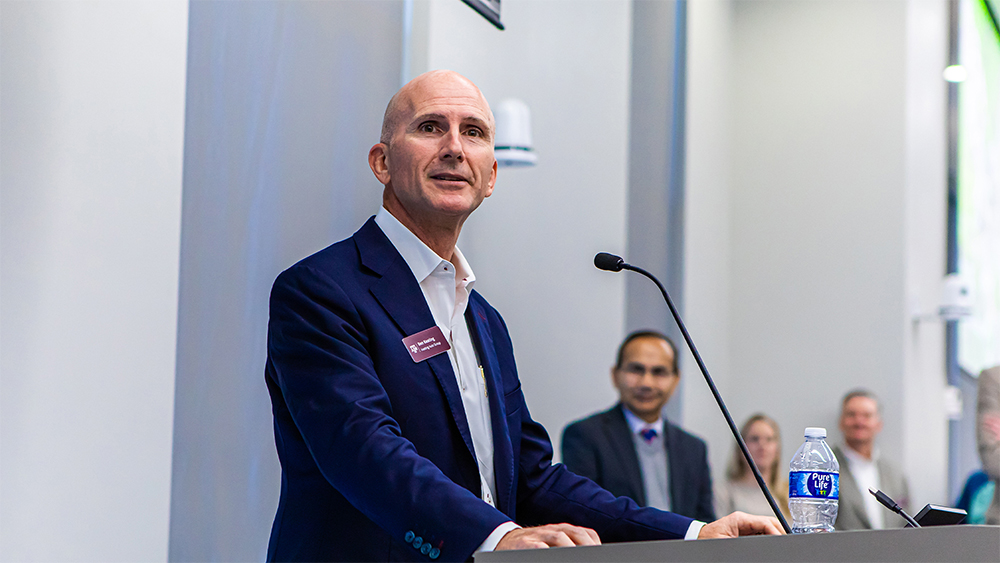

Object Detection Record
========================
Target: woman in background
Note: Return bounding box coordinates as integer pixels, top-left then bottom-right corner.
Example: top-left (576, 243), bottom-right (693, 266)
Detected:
top-left (715, 413), bottom-right (791, 520)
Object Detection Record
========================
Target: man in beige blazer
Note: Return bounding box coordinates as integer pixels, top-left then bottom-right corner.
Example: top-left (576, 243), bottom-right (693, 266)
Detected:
top-left (832, 390), bottom-right (910, 530)
top-left (976, 365), bottom-right (1000, 525)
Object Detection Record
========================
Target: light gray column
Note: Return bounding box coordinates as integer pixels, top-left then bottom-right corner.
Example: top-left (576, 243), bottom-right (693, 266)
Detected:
top-left (627, 0), bottom-right (688, 422)
top-left (168, 2), bottom-right (402, 560)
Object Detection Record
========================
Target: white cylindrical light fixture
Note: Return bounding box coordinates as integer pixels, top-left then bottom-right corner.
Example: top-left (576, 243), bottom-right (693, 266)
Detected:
top-left (494, 98), bottom-right (536, 167)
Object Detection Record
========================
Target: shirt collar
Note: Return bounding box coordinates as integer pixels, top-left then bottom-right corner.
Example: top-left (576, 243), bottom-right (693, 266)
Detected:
top-left (374, 206), bottom-right (475, 289)
top-left (621, 405), bottom-right (664, 436)
top-left (841, 443), bottom-right (880, 464)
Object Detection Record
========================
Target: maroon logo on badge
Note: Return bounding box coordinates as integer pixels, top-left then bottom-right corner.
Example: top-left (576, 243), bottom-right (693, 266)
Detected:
top-left (402, 326), bottom-right (451, 363)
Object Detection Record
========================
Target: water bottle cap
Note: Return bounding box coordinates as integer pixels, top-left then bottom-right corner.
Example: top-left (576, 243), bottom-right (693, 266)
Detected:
top-left (804, 427), bottom-right (827, 438)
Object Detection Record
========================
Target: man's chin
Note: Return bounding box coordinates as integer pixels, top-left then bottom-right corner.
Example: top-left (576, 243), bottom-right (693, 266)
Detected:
top-left (427, 194), bottom-right (480, 216)
top-left (626, 403), bottom-right (662, 419)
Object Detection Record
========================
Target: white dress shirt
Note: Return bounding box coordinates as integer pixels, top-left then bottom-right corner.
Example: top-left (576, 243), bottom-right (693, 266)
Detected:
top-left (375, 208), bottom-right (518, 550)
top-left (622, 407), bottom-right (666, 439)
top-left (840, 444), bottom-right (885, 529)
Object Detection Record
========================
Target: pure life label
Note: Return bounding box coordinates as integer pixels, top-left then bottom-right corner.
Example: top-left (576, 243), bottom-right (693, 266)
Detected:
top-left (789, 471), bottom-right (839, 499)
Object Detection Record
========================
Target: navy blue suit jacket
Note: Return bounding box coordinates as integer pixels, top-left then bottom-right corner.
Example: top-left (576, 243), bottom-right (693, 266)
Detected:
top-left (264, 218), bottom-right (694, 562)
top-left (561, 404), bottom-right (716, 522)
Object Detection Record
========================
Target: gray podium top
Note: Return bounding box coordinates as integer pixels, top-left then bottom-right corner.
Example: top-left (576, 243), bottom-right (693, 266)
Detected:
top-left (474, 525), bottom-right (1000, 563)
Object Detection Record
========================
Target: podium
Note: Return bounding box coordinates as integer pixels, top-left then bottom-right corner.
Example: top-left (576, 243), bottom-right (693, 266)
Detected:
top-left (474, 525), bottom-right (1000, 562)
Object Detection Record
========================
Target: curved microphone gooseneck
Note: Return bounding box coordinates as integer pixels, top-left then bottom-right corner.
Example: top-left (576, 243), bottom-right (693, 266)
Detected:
top-left (594, 252), bottom-right (793, 534)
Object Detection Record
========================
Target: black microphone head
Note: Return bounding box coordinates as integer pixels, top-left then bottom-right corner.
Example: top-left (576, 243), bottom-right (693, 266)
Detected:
top-left (594, 252), bottom-right (625, 272)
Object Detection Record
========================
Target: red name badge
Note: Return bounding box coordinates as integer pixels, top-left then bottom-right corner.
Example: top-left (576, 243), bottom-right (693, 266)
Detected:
top-left (402, 326), bottom-right (451, 363)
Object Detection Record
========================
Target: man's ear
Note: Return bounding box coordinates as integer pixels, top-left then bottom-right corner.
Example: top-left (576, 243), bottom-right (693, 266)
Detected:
top-left (368, 143), bottom-right (391, 185)
top-left (483, 159), bottom-right (498, 198)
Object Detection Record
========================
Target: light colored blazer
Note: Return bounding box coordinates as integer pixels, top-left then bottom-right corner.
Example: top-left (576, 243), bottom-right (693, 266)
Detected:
top-left (977, 365), bottom-right (1000, 525)
top-left (832, 445), bottom-right (910, 530)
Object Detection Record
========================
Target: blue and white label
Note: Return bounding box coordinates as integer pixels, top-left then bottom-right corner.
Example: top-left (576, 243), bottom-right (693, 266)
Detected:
top-left (789, 471), bottom-right (839, 499)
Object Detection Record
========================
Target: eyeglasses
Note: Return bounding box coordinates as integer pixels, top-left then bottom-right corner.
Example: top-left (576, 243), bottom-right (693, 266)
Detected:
top-left (617, 364), bottom-right (676, 377)
top-left (744, 435), bottom-right (776, 445)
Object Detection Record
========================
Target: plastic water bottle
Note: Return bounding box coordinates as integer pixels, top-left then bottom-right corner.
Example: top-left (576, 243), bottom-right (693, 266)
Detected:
top-left (789, 427), bottom-right (840, 533)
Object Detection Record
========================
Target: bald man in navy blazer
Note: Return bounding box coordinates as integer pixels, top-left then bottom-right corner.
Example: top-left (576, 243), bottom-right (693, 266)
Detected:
top-left (264, 70), bottom-right (781, 562)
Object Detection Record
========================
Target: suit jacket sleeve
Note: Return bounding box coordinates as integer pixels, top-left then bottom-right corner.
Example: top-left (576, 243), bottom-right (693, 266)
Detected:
top-left (267, 264), bottom-right (508, 560)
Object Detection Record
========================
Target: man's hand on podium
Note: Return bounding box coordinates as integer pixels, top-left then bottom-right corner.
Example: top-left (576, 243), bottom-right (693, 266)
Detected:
top-left (698, 511), bottom-right (785, 539)
top-left (495, 523), bottom-right (601, 550)
top-left (494, 512), bottom-right (781, 551)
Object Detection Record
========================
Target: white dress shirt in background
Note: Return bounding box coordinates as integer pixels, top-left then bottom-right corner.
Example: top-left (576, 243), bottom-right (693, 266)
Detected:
top-left (840, 444), bottom-right (885, 529)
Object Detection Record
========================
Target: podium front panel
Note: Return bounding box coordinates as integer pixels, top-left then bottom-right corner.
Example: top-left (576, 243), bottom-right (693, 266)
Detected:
top-left (475, 525), bottom-right (1000, 562)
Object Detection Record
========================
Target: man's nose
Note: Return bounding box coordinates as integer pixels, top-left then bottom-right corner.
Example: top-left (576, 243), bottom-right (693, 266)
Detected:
top-left (439, 129), bottom-right (465, 161)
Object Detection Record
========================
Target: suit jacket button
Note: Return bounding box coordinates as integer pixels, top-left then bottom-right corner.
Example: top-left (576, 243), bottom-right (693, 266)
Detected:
top-left (404, 531), bottom-right (415, 543)
top-left (421, 544), bottom-right (431, 555)
top-left (412, 536), bottom-right (423, 548)
top-left (429, 548), bottom-right (440, 559)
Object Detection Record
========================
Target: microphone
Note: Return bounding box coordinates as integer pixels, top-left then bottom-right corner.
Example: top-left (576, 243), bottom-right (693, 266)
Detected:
top-left (869, 488), bottom-right (921, 528)
top-left (594, 252), bottom-right (625, 272)
top-left (595, 252), bottom-right (793, 534)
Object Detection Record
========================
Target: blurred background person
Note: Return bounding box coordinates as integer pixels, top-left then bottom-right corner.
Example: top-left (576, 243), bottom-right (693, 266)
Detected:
top-left (976, 365), bottom-right (1000, 525)
top-left (714, 414), bottom-right (790, 521)
top-left (833, 389), bottom-right (910, 530)
top-left (562, 330), bottom-right (715, 522)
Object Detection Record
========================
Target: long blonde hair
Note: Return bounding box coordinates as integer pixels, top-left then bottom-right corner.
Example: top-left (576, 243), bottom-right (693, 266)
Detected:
top-left (727, 413), bottom-right (789, 514)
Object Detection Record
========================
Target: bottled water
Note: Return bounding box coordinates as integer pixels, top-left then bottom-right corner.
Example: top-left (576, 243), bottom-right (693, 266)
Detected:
top-left (789, 427), bottom-right (840, 533)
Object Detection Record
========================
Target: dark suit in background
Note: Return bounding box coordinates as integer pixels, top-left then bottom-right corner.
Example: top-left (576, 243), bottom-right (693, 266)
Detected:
top-left (561, 404), bottom-right (716, 522)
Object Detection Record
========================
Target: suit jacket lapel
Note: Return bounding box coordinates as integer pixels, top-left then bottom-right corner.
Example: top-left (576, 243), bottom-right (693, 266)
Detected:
top-left (664, 421), bottom-right (681, 512)
top-left (834, 449), bottom-right (871, 529)
top-left (466, 294), bottom-right (515, 515)
top-left (606, 404), bottom-right (646, 505)
top-left (876, 460), bottom-right (907, 511)
top-left (355, 218), bottom-right (478, 467)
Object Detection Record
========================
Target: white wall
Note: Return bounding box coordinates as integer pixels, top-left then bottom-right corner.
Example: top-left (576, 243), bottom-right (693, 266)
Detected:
top-left (413, 0), bottom-right (633, 456)
top-left (683, 0), bottom-right (737, 473)
top-left (901, 0), bottom-right (950, 511)
top-left (0, 1), bottom-right (188, 561)
top-left (685, 0), bottom-right (949, 507)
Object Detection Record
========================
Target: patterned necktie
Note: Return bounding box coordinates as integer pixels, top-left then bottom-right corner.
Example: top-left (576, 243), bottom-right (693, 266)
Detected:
top-left (639, 427), bottom-right (657, 443)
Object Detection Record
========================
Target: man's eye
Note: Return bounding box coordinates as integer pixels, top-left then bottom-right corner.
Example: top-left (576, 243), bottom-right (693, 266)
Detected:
top-left (466, 128), bottom-right (483, 137)
top-left (419, 123), bottom-right (437, 133)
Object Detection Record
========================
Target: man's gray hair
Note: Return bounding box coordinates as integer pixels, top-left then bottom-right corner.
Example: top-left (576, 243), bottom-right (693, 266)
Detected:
top-left (841, 388), bottom-right (881, 412)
